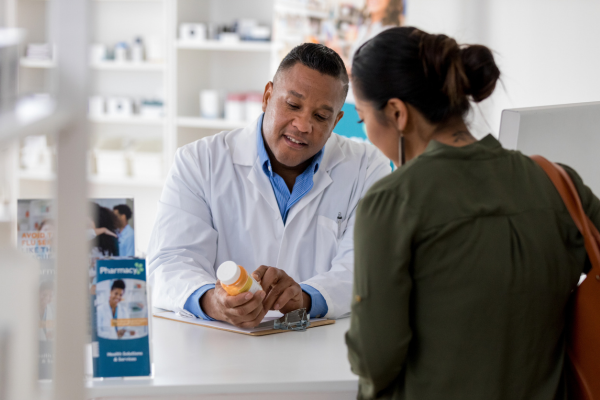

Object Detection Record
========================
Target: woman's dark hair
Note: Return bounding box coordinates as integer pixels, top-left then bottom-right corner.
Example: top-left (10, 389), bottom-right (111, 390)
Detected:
top-left (92, 203), bottom-right (119, 256)
top-left (111, 279), bottom-right (125, 291)
top-left (352, 27), bottom-right (501, 124)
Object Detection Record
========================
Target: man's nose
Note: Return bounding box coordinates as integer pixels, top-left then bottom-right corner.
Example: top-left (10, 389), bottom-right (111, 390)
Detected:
top-left (291, 112), bottom-right (312, 134)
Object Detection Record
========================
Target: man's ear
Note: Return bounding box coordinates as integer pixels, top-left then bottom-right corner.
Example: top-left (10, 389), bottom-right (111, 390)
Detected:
top-left (384, 98), bottom-right (409, 132)
top-left (332, 111), bottom-right (344, 132)
top-left (262, 81), bottom-right (274, 112)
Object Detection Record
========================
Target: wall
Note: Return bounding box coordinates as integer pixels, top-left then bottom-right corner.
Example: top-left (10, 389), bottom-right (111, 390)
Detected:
top-left (406, 0), bottom-right (600, 137)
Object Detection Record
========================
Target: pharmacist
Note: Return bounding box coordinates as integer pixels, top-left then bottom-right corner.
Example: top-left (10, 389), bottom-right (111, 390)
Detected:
top-left (147, 43), bottom-right (390, 328)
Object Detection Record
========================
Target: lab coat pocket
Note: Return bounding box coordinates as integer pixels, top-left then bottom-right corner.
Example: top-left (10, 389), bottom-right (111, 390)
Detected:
top-left (315, 216), bottom-right (339, 274)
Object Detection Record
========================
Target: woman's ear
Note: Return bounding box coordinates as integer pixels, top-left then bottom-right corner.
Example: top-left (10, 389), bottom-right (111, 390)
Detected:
top-left (383, 98), bottom-right (409, 133)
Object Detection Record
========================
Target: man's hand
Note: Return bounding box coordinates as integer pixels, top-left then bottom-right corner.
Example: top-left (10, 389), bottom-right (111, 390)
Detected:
top-left (200, 282), bottom-right (267, 328)
top-left (252, 266), bottom-right (311, 314)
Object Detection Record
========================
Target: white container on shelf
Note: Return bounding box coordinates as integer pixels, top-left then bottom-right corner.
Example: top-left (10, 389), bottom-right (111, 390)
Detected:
top-left (89, 44), bottom-right (106, 63)
top-left (145, 35), bottom-right (164, 62)
top-left (20, 135), bottom-right (52, 173)
top-left (200, 90), bottom-right (220, 119)
top-left (225, 93), bottom-right (245, 121)
top-left (180, 23), bottom-right (207, 42)
top-left (130, 140), bottom-right (162, 180)
top-left (94, 138), bottom-right (128, 178)
top-left (245, 92), bottom-right (264, 121)
top-left (219, 32), bottom-right (240, 43)
top-left (88, 96), bottom-right (104, 117)
top-left (106, 97), bottom-right (133, 117)
top-left (131, 37), bottom-right (145, 62)
top-left (114, 42), bottom-right (128, 62)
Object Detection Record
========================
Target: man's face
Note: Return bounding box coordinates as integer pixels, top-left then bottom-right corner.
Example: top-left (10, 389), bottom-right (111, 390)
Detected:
top-left (113, 210), bottom-right (126, 228)
top-left (261, 63), bottom-right (346, 168)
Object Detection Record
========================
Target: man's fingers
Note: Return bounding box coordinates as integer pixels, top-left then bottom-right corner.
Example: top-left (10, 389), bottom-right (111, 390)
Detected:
top-left (220, 289), bottom-right (255, 308)
top-left (270, 286), bottom-right (299, 311)
top-left (252, 265), bottom-right (269, 282)
top-left (231, 290), bottom-right (266, 319)
top-left (239, 307), bottom-right (269, 329)
top-left (260, 267), bottom-right (281, 294)
top-left (262, 279), bottom-right (292, 310)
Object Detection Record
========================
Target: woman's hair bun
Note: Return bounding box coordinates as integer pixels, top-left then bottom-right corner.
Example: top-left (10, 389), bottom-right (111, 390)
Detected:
top-left (460, 45), bottom-right (500, 102)
top-left (417, 31), bottom-right (500, 105)
top-left (351, 27), bottom-right (502, 124)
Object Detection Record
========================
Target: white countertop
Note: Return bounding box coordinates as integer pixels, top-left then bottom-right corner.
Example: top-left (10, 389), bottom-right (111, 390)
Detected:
top-left (86, 315), bottom-right (358, 399)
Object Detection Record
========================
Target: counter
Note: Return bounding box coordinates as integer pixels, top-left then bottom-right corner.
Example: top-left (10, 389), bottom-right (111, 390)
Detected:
top-left (87, 314), bottom-right (358, 399)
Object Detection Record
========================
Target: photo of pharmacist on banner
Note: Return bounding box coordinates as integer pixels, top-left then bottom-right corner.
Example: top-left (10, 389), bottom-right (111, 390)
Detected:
top-left (96, 278), bottom-right (148, 340)
top-left (39, 279), bottom-right (55, 341)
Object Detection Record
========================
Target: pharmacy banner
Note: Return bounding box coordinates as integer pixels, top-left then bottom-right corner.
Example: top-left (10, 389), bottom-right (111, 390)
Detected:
top-left (92, 259), bottom-right (151, 378)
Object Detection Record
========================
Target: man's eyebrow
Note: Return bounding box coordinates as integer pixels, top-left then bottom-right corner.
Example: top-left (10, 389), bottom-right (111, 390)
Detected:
top-left (288, 90), bottom-right (304, 99)
top-left (320, 104), bottom-right (334, 113)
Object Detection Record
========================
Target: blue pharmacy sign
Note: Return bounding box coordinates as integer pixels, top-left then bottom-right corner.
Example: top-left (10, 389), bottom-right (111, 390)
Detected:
top-left (92, 259), bottom-right (151, 378)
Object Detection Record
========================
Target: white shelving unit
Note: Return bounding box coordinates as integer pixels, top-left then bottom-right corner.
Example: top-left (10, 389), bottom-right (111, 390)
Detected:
top-left (176, 40), bottom-right (273, 52)
top-left (177, 116), bottom-right (248, 130)
top-left (12, 0), bottom-right (328, 253)
top-left (90, 61), bottom-right (165, 71)
top-left (89, 115), bottom-right (165, 125)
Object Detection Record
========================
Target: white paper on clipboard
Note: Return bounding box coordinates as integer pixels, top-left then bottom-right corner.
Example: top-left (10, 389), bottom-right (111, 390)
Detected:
top-left (153, 310), bottom-right (331, 335)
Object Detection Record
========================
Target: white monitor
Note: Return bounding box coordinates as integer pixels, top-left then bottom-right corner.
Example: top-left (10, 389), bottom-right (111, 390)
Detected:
top-left (498, 101), bottom-right (600, 195)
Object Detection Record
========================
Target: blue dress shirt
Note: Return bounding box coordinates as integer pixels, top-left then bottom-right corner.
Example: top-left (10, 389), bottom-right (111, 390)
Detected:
top-left (184, 114), bottom-right (329, 320)
top-left (117, 224), bottom-right (135, 257)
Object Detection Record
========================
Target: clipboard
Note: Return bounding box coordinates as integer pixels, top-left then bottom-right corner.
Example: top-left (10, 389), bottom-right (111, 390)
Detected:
top-left (153, 310), bottom-right (335, 336)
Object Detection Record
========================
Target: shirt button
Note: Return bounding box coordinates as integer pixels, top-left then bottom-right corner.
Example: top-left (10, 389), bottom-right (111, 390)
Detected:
top-left (355, 295), bottom-right (361, 302)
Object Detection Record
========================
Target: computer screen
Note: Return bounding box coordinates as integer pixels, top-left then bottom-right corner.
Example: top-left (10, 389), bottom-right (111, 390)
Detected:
top-left (498, 101), bottom-right (600, 195)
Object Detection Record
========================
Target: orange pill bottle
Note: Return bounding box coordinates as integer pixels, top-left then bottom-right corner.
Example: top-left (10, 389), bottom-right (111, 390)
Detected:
top-left (216, 261), bottom-right (262, 296)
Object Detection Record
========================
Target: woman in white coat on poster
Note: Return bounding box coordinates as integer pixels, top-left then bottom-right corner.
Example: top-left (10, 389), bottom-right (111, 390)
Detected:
top-left (97, 279), bottom-right (136, 340)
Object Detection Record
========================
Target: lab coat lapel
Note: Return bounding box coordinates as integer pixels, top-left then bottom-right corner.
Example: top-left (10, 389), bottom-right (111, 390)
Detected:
top-left (231, 118), bottom-right (280, 216)
top-left (284, 134), bottom-right (345, 227)
top-left (247, 160), bottom-right (281, 217)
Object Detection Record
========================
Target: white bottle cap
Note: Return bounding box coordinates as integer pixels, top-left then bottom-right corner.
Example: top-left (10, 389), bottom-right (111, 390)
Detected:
top-left (217, 261), bottom-right (241, 285)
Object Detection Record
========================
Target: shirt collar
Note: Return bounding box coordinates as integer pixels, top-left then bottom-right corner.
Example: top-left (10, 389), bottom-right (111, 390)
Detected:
top-left (256, 113), bottom-right (324, 178)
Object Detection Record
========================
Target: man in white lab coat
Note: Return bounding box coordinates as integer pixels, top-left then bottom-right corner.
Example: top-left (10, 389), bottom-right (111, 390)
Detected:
top-left (147, 43), bottom-right (391, 328)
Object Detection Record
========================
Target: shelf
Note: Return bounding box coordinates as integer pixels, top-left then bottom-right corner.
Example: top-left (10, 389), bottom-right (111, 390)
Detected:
top-left (177, 117), bottom-right (250, 130)
top-left (176, 40), bottom-right (273, 52)
top-left (20, 58), bottom-right (55, 68)
top-left (89, 115), bottom-right (165, 125)
top-left (274, 0), bottom-right (329, 19)
top-left (20, 59), bottom-right (165, 71)
top-left (89, 175), bottom-right (164, 187)
top-left (91, 61), bottom-right (164, 71)
top-left (18, 171), bottom-right (164, 187)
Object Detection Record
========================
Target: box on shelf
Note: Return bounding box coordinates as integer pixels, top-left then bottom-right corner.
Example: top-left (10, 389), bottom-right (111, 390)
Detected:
top-left (130, 140), bottom-right (162, 180)
top-left (20, 135), bottom-right (53, 173)
top-left (138, 98), bottom-right (164, 119)
top-left (180, 23), bottom-right (207, 42)
top-left (107, 97), bottom-right (133, 117)
top-left (94, 138), bottom-right (128, 178)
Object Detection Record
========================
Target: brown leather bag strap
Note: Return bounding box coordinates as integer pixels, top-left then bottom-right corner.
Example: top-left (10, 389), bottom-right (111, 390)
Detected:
top-left (531, 155), bottom-right (600, 274)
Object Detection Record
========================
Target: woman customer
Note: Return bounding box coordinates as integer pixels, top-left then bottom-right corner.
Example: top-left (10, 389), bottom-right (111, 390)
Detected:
top-left (90, 203), bottom-right (119, 257)
top-left (345, 26), bottom-right (600, 400)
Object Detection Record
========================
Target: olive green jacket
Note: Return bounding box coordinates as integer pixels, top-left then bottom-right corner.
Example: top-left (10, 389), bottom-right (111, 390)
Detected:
top-left (346, 135), bottom-right (600, 400)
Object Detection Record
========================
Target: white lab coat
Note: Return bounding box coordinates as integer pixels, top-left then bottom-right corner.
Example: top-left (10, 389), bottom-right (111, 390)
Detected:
top-left (96, 301), bottom-right (130, 340)
top-left (147, 119), bottom-right (391, 319)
